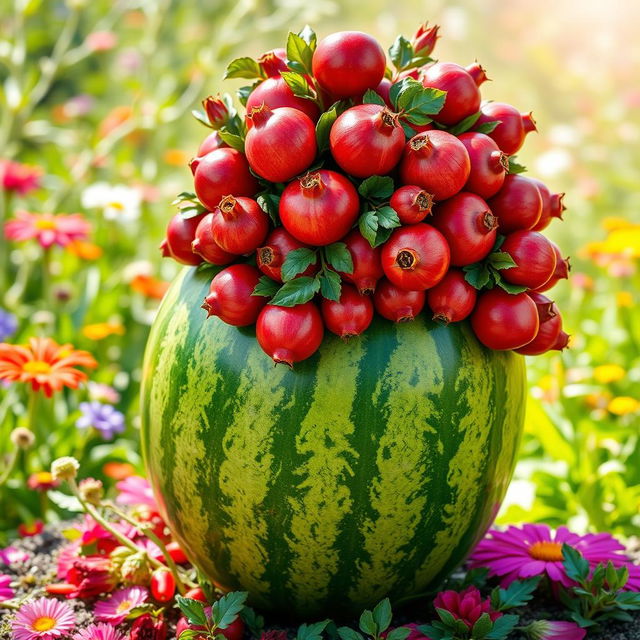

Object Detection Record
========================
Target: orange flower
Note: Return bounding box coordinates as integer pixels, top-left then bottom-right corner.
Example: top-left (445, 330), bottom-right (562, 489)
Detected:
top-left (66, 240), bottom-right (103, 260)
top-left (82, 322), bottom-right (125, 340)
top-left (163, 149), bottom-right (190, 166)
top-left (0, 337), bottom-right (97, 397)
top-left (103, 461), bottom-right (136, 480)
top-left (130, 274), bottom-right (170, 300)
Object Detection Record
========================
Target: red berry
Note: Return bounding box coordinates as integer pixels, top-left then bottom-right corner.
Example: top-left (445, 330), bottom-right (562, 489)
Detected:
top-left (501, 230), bottom-right (557, 290)
top-left (150, 568), bottom-right (176, 603)
top-left (165, 541), bottom-right (189, 564)
top-left (532, 241), bottom-right (570, 292)
top-left (257, 228), bottom-right (317, 284)
top-left (390, 185), bottom-right (434, 224)
top-left (312, 31), bottom-right (386, 98)
top-left (427, 270), bottom-right (477, 323)
top-left (381, 224), bottom-right (450, 291)
top-left (280, 170), bottom-right (359, 246)
top-left (339, 229), bottom-right (384, 295)
top-left (192, 148), bottom-right (258, 211)
top-left (256, 302), bottom-right (324, 366)
top-left (471, 289), bottom-right (539, 350)
top-left (161, 212), bottom-right (205, 266)
top-left (487, 174), bottom-right (543, 234)
top-left (184, 587), bottom-right (208, 603)
top-left (431, 192), bottom-right (497, 266)
top-left (457, 132), bottom-right (509, 199)
top-left (321, 284), bottom-right (374, 338)
top-left (245, 105), bottom-right (317, 182)
top-left (476, 102), bottom-right (537, 155)
top-left (202, 265), bottom-right (266, 327)
top-left (211, 195), bottom-right (269, 255)
top-left (246, 76), bottom-right (320, 124)
top-left (530, 177), bottom-right (566, 231)
top-left (373, 278), bottom-right (426, 322)
top-left (516, 300), bottom-right (565, 355)
top-left (192, 213), bottom-right (235, 265)
top-left (329, 105), bottom-right (405, 178)
top-left (399, 130), bottom-right (470, 201)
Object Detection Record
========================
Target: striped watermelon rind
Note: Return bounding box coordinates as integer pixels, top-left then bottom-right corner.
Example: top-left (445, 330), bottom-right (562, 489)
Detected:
top-left (141, 266), bottom-right (526, 618)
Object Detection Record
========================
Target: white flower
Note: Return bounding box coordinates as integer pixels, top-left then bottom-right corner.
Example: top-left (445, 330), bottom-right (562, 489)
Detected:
top-left (82, 182), bottom-right (142, 222)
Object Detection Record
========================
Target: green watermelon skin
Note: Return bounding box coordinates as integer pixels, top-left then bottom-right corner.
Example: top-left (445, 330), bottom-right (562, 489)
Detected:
top-left (141, 267), bottom-right (526, 618)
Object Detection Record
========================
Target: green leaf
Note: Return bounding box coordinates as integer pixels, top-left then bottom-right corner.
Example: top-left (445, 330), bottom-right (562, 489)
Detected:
top-left (590, 563), bottom-right (606, 592)
top-left (396, 81), bottom-right (446, 117)
top-left (488, 251), bottom-right (517, 270)
top-left (297, 620), bottom-right (330, 640)
top-left (462, 567), bottom-right (489, 589)
top-left (256, 193), bottom-right (280, 225)
top-left (224, 57), bottom-right (264, 80)
top-left (388, 35), bottom-right (414, 71)
top-left (376, 205), bottom-right (401, 230)
top-left (237, 83), bottom-right (259, 107)
top-left (484, 615), bottom-right (519, 640)
top-left (447, 111), bottom-right (482, 136)
top-left (363, 89), bottom-right (386, 106)
top-left (319, 269), bottom-right (342, 301)
top-left (217, 130), bottom-right (245, 152)
top-left (389, 79), bottom-right (408, 109)
top-left (436, 608), bottom-right (458, 628)
top-left (298, 25), bottom-right (317, 50)
top-left (372, 598), bottom-right (392, 633)
top-left (337, 628), bottom-right (365, 640)
top-left (280, 71), bottom-right (313, 99)
top-left (401, 121), bottom-right (416, 138)
top-left (252, 276), bottom-right (280, 298)
top-left (386, 629), bottom-right (410, 640)
top-left (178, 630), bottom-right (202, 640)
top-left (358, 175), bottom-right (395, 200)
top-left (281, 248), bottom-right (318, 281)
top-left (324, 242), bottom-right (353, 274)
top-left (470, 613), bottom-right (492, 639)
top-left (176, 596), bottom-right (207, 626)
top-left (563, 544), bottom-right (590, 583)
top-left (463, 263), bottom-right (491, 289)
top-left (316, 106), bottom-right (338, 153)
top-left (569, 612), bottom-right (598, 628)
top-left (474, 119), bottom-right (501, 134)
top-left (615, 591), bottom-right (640, 609)
top-left (416, 626), bottom-right (444, 640)
top-left (240, 606), bottom-right (264, 637)
top-left (495, 278), bottom-right (528, 294)
top-left (270, 276), bottom-right (320, 307)
top-left (192, 109), bottom-right (213, 129)
top-left (212, 591), bottom-right (248, 629)
top-left (359, 610), bottom-right (377, 636)
top-left (359, 210), bottom-right (379, 247)
top-left (507, 157), bottom-right (527, 174)
top-left (286, 31), bottom-right (314, 74)
top-left (496, 577), bottom-right (541, 610)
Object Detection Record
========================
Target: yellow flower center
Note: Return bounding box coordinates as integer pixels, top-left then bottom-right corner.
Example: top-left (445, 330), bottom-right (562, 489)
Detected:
top-left (32, 617), bottom-right (56, 632)
top-left (23, 360), bottom-right (52, 375)
top-left (35, 471), bottom-right (53, 483)
top-left (116, 600), bottom-right (132, 612)
top-left (528, 541), bottom-right (564, 562)
top-left (34, 219), bottom-right (58, 231)
top-left (107, 201), bottom-right (125, 211)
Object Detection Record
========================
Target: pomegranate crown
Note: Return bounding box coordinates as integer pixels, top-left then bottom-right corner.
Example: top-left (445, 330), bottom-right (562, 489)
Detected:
top-left (202, 95), bottom-right (229, 129)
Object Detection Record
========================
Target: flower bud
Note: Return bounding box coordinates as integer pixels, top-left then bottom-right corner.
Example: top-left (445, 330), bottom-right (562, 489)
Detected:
top-left (202, 95), bottom-right (229, 129)
top-left (412, 22), bottom-right (439, 58)
top-left (79, 477), bottom-right (104, 505)
top-left (130, 613), bottom-right (168, 640)
top-left (10, 427), bottom-right (35, 450)
top-left (258, 48), bottom-right (288, 77)
top-left (121, 551), bottom-right (152, 586)
top-left (51, 456), bottom-right (80, 481)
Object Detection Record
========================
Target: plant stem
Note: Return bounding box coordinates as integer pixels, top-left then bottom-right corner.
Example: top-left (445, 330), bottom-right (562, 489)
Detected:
top-left (0, 449), bottom-right (18, 487)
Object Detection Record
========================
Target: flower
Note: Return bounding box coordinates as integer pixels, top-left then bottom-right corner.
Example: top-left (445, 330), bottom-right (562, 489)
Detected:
top-left (27, 472), bottom-right (59, 491)
top-left (94, 586), bottom-right (148, 624)
top-left (1, 160), bottom-right (42, 195)
top-left (130, 614), bottom-right (167, 640)
top-left (163, 149), bottom-right (190, 166)
top-left (10, 427), bottom-right (35, 450)
top-left (76, 401), bottom-right (125, 440)
top-left (66, 240), bottom-right (103, 260)
top-left (79, 478), bottom-right (104, 505)
top-left (81, 182), bottom-right (142, 222)
top-left (51, 457), bottom-right (80, 482)
top-left (116, 476), bottom-right (157, 509)
top-left (433, 585), bottom-right (501, 629)
top-left (11, 597), bottom-right (76, 640)
top-left (129, 274), bottom-right (170, 299)
top-left (88, 382), bottom-right (121, 404)
top-left (593, 364), bottom-right (625, 384)
top-left (85, 31), bottom-right (118, 52)
top-left (82, 323), bottom-right (125, 341)
top-left (0, 337), bottom-right (97, 397)
top-left (66, 555), bottom-right (117, 598)
top-left (18, 521), bottom-right (44, 537)
top-left (0, 309), bottom-right (18, 341)
top-left (0, 545), bottom-right (30, 564)
top-left (469, 524), bottom-right (638, 588)
top-left (525, 620), bottom-right (586, 640)
top-left (73, 622), bottom-right (125, 640)
top-left (608, 396), bottom-right (640, 415)
top-left (0, 573), bottom-right (15, 600)
top-left (103, 461), bottom-right (135, 480)
top-left (5, 211), bottom-right (91, 248)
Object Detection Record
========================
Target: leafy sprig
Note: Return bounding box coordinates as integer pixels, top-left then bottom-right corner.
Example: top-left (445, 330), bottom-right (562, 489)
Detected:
top-left (337, 599), bottom-right (410, 640)
top-left (388, 35), bottom-right (434, 72)
top-left (177, 592), bottom-right (248, 640)
top-left (463, 236), bottom-right (527, 294)
top-left (357, 176), bottom-right (401, 247)
top-left (172, 192), bottom-right (207, 220)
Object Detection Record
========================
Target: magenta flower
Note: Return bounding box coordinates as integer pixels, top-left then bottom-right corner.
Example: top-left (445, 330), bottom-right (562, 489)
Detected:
top-left (0, 545), bottom-right (30, 564)
top-left (0, 573), bottom-right (15, 600)
top-left (526, 620), bottom-right (586, 640)
top-left (433, 585), bottom-right (501, 629)
top-left (85, 31), bottom-right (118, 52)
top-left (5, 211), bottom-right (91, 248)
top-left (94, 586), bottom-right (148, 625)
top-left (72, 622), bottom-right (125, 640)
top-left (1, 160), bottom-right (42, 195)
top-left (469, 524), bottom-right (638, 588)
top-left (12, 597), bottom-right (75, 640)
top-left (115, 476), bottom-right (158, 510)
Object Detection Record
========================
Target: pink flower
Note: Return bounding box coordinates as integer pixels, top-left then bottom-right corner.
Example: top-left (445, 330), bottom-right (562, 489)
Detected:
top-left (0, 545), bottom-right (30, 564)
top-left (469, 524), bottom-right (637, 588)
top-left (525, 620), bottom-right (586, 640)
top-left (0, 573), bottom-right (15, 600)
top-left (1, 160), bottom-right (42, 195)
top-left (66, 555), bottom-right (118, 598)
top-left (5, 211), bottom-right (91, 248)
top-left (73, 622), bottom-right (125, 640)
top-left (11, 597), bottom-right (76, 640)
top-left (433, 585), bottom-right (501, 629)
top-left (94, 586), bottom-right (148, 625)
top-left (116, 476), bottom-right (158, 510)
top-left (86, 31), bottom-right (118, 52)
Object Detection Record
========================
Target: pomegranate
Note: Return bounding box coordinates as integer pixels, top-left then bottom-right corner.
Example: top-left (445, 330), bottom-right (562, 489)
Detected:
top-left (256, 228), bottom-right (317, 283)
top-left (527, 292), bottom-right (557, 324)
top-left (431, 192), bottom-right (497, 266)
top-left (321, 284), bottom-right (374, 338)
top-left (246, 76), bottom-right (320, 125)
top-left (161, 212), bottom-right (205, 266)
top-left (389, 185), bottom-right (434, 224)
top-left (192, 213), bottom-right (235, 265)
top-left (312, 31), bottom-right (386, 98)
top-left (372, 77), bottom-right (393, 107)
top-left (427, 270), bottom-right (477, 323)
top-left (516, 302), bottom-right (564, 355)
top-left (245, 105), bottom-right (317, 182)
top-left (487, 174), bottom-right (543, 234)
top-left (202, 264), bottom-right (266, 327)
top-left (399, 130), bottom-right (470, 201)
top-left (501, 230), bottom-right (557, 290)
top-left (471, 289), bottom-right (539, 350)
top-left (279, 170), bottom-right (359, 246)
top-left (476, 102), bottom-right (537, 155)
top-left (257, 47), bottom-right (288, 77)
top-left (530, 177), bottom-right (566, 231)
top-left (329, 104), bottom-right (405, 178)
top-left (197, 131), bottom-right (225, 156)
top-left (533, 241), bottom-right (570, 292)
top-left (256, 302), bottom-right (324, 365)
top-left (373, 278), bottom-right (426, 322)
top-left (458, 132), bottom-right (509, 199)
top-left (339, 229), bottom-right (384, 295)
top-left (211, 195), bottom-right (269, 255)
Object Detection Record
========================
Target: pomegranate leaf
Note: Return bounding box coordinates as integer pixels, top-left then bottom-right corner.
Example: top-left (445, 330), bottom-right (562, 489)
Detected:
top-left (400, 121), bottom-right (416, 139)
top-left (494, 277), bottom-right (528, 294)
top-left (507, 157), bottom-right (527, 174)
top-left (463, 263), bottom-right (491, 290)
top-left (376, 205), bottom-right (401, 230)
top-left (363, 89), bottom-right (386, 106)
top-left (474, 119), bottom-right (501, 135)
top-left (252, 276), bottom-right (280, 298)
top-left (237, 82), bottom-right (260, 107)
top-left (217, 130), bottom-right (244, 153)
top-left (256, 193), bottom-right (280, 225)
top-left (176, 596), bottom-right (207, 626)
top-left (324, 242), bottom-right (353, 274)
top-left (358, 175), bottom-right (394, 200)
top-left (316, 106), bottom-right (339, 153)
top-left (270, 276), bottom-right (320, 307)
top-left (286, 32), bottom-right (314, 75)
top-left (398, 84), bottom-right (446, 120)
top-left (297, 25), bottom-right (317, 50)
top-left (359, 210), bottom-right (394, 248)
top-left (281, 248), bottom-right (318, 282)
top-left (224, 57), bottom-right (264, 80)
top-left (319, 269), bottom-right (342, 302)
top-left (280, 71), bottom-right (314, 100)
top-left (447, 111), bottom-right (482, 136)
top-left (191, 109), bottom-right (213, 129)
top-left (388, 35), bottom-right (414, 71)
top-left (488, 251), bottom-right (516, 270)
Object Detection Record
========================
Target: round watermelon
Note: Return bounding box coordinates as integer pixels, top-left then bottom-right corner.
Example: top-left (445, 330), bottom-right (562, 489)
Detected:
top-left (141, 267), bottom-right (526, 618)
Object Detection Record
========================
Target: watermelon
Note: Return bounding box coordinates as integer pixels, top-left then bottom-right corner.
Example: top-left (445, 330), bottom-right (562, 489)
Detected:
top-left (141, 267), bottom-right (526, 619)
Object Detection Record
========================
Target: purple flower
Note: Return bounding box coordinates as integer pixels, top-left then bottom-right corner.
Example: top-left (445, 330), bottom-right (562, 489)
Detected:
top-left (0, 545), bottom-right (29, 565)
top-left (76, 401), bottom-right (125, 440)
top-left (0, 309), bottom-right (18, 341)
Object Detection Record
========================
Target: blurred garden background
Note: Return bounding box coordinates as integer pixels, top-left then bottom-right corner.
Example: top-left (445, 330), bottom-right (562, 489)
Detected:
top-left (1, 0), bottom-right (639, 543)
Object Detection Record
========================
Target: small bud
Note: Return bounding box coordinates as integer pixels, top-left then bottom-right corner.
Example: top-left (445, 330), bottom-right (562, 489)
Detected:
top-left (51, 456), bottom-right (80, 482)
top-left (78, 477), bottom-right (104, 505)
top-left (258, 48), bottom-right (288, 77)
top-left (121, 551), bottom-right (152, 586)
top-left (412, 22), bottom-right (440, 58)
top-left (202, 95), bottom-right (229, 129)
top-left (10, 427), bottom-right (35, 450)
top-left (130, 613), bottom-right (167, 640)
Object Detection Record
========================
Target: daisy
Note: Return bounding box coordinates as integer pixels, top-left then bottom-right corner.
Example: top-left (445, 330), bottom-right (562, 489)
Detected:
top-left (0, 573), bottom-right (15, 600)
top-left (12, 597), bottom-right (75, 640)
top-left (4, 211), bottom-right (91, 248)
top-left (73, 623), bottom-right (125, 640)
top-left (81, 182), bottom-right (141, 222)
top-left (469, 523), bottom-right (638, 587)
top-left (0, 337), bottom-right (97, 397)
top-left (94, 586), bottom-right (148, 625)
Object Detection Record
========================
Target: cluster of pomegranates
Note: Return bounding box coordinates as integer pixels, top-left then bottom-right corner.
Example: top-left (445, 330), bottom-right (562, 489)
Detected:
top-left (160, 24), bottom-right (570, 365)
